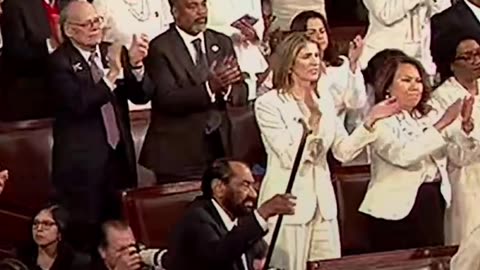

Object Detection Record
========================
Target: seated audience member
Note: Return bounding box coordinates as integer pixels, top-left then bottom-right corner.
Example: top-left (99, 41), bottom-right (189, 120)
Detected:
top-left (93, 0), bottom-right (173, 111)
top-left (17, 205), bottom-right (90, 270)
top-left (450, 225), bottom-right (480, 270)
top-left (207, 0), bottom-right (268, 101)
top-left (431, 0), bottom-right (480, 74)
top-left (359, 55), bottom-right (478, 252)
top-left (0, 169), bottom-right (8, 195)
top-left (255, 32), bottom-right (399, 270)
top-left (49, 0), bottom-right (150, 253)
top-left (290, 11), bottom-right (366, 132)
top-left (270, 0), bottom-right (326, 31)
top-left (431, 34), bottom-right (480, 245)
top-left (94, 220), bottom-right (167, 270)
top-left (165, 158), bottom-right (296, 270)
top-left (0, 258), bottom-right (29, 270)
top-left (360, 0), bottom-right (451, 76)
top-left (0, 0), bottom-right (64, 120)
top-left (140, 0), bottom-right (248, 183)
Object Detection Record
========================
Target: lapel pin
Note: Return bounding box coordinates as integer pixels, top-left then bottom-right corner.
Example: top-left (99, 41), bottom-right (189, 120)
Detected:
top-left (211, 44), bottom-right (219, 53)
top-left (72, 62), bottom-right (83, 72)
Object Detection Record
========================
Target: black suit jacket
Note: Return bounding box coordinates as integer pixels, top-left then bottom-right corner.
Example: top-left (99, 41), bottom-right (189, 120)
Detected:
top-left (49, 41), bottom-right (150, 220)
top-left (165, 197), bottom-right (267, 270)
top-left (139, 26), bottom-right (248, 182)
top-left (431, 1), bottom-right (480, 68)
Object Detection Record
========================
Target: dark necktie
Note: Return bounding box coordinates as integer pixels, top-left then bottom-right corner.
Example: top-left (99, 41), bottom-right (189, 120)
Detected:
top-left (192, 38), bottom-right (209, 79)
top-left (89, 52), bottom-right (120, 149)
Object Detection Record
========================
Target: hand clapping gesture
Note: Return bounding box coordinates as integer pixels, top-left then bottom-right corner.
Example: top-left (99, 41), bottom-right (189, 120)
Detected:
top-left (461, 96), bottom-right (475, 134)
top-left (348, 35), bottom-right (364, 72)
top-left (434, 99), bottom-right (463, 132)
top-left (364, 97), bottom-right (401, 130)
top-left (208, 56), bottom-right (243, 94)
top-left (128, 34), bottom-right (149, 68)
top-left (0, 170), bottom-right (8, 195)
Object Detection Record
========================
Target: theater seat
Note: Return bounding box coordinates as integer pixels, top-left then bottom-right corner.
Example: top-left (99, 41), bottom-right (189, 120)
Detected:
top-left (121, 181), bottom-right (202, 248)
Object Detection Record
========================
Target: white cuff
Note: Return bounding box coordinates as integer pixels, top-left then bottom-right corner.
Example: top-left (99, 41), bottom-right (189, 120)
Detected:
top-left (103, 76), bottom-right (117, 91)
top-left (46, 38), bottom-right (56, 54)
top-left (223, 85), bottom-right (232, 101)
top-left (254, 210), bottom-right (268, 231)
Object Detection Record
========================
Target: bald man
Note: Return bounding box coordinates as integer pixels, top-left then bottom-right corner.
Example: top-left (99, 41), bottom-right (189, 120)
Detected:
top-left (48, 0), bottom-right (152, 252)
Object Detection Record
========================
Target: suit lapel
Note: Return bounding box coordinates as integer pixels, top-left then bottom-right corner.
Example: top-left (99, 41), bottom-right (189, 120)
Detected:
top-left (458, 1), bottom-right (480, 35)
top-left (168, 28), bottom-right (200, 82)
top-left (65, 41), bottom-right (92, 83)
top-left (204, 30), bottom-right (223, 65)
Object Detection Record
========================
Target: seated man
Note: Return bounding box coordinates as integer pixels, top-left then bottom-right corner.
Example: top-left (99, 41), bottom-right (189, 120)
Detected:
top-left (0, 169), bottom-right (8, 195)
top-left (165, 158), bottom-right (296, 270)
top-left (451, 225), bottom-right (480, 270)
top-left (93, 220), bottom-right (167, 270)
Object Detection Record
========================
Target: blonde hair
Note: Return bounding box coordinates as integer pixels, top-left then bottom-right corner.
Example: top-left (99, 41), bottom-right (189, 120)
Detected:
top-left (271, 32), bottom-right (318, 93)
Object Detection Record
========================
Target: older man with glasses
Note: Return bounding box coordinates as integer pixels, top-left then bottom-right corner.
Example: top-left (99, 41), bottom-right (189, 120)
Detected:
top-left (49, 0), bottom-right (152, 253)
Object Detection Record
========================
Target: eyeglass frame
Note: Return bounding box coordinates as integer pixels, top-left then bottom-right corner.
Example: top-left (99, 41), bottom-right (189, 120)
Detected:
top-left (67, 15), bottom-right (104, 29)
top-left (454, 48), bottom-right (480, 64)
top-left (32, 219), bottom-right (57, 230)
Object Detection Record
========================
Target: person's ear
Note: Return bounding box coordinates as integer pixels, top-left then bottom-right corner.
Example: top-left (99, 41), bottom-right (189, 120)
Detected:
top-left (211, 178), bottom-right (226, 198)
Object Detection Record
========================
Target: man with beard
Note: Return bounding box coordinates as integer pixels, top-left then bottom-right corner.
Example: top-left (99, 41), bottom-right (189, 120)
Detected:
top-left (164, 158), bottom-right (296, 270)
top-left (140, 0), bottom-right (248, 183)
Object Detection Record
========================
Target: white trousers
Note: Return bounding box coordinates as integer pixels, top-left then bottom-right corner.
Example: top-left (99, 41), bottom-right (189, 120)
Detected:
top-left (264, 210), bottom-right (341, 270)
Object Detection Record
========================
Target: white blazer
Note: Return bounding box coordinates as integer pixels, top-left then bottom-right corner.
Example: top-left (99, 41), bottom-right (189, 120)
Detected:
top-left (432, 77), bottom-right (480, 244)
top-left (255, 90), bottom-right (375, 224)
top-left (360, 0), bottom-right (451, 74)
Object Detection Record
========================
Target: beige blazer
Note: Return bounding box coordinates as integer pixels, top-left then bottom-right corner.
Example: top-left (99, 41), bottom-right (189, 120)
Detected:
top-left (360, 0), bottom-right (451, 74)
top-left (255, 90), bottom-right (375, 224)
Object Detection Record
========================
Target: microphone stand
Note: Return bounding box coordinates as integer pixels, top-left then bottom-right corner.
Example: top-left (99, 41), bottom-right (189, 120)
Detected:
top-left (263, 118), bottom-right (312, 270)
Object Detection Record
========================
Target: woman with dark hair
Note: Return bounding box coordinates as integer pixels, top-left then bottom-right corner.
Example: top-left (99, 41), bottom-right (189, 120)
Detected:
top-left (289, 10), bottom-right (367, 133)
top-left (16, 205), bottom-right (89, 270)
top-left (359, 55), bottom-right (478, 252)
top-left (431, 34), bottom-right (480, 245)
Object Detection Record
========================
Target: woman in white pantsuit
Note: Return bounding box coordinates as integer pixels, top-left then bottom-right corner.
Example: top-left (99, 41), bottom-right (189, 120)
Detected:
top-left (432, 36), bottom-right (480, 245)
top-left (254, 32), bottom-right (401, 270)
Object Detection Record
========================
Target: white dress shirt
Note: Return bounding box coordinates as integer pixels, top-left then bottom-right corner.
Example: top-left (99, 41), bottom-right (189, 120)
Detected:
top-left (465, 0), bottom-right (480, 22)
top-left (175, 26), bottom-right (230, 103)
top-left (360, 0), bottom-right (451, 75)
top-left (207, 0), bottom-right (268, 100)
top-left (211, 199), bottom-right (267, 270)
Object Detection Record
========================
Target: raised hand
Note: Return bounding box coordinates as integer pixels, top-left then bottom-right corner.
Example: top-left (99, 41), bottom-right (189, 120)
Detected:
top-left (348, 35), bottom-right (364, 72)
top-left (114, 245), bottom-right (142, 270)
top-left (434, 98), bottom-right (462, 132)
top-left (208, 56), bottom-right (243, 93)
top-left (128, 33), bottom-right (149, 67)
top-left (0, 170), bottom-right (8, 195)
top-left (107, 42), bottom-right (123, 74)
top-left (461, 96), bottom-right (475, 134)
top-left (364, 97), bottom-right (401, 129)
top-left (257, 193), bottom-right (296, 220)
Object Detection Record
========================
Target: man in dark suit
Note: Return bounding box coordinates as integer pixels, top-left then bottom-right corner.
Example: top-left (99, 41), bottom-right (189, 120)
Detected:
top-left (140, 0), bottom-right (249, 183)
top-left (49, 0), bottom-right (150, 252)
top-left (431, 0), bottom-right (480, 74)
top-left (165, 158), bottom-right (296, 270)
top-left (0, 0), bottom-right (71, 120)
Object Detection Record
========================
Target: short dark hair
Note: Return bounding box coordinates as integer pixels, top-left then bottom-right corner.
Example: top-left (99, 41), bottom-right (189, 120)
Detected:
top-left (98, 220), bottom-right (130, 249)
top-left (363, 49), bottom-right (407, 86)
top-left (251, 240), bottom-right (268, 259)
top-left (374, 55), bottom-right (432, 117)
top-left (290, 10), bottom-right (343, 67)
top-left (201, 158), bottom-right (244, 198)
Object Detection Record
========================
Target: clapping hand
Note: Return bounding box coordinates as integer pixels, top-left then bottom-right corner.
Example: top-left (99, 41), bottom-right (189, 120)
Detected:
top-left (461, 96), bottom-right (475, 134)
top-left (208, 56), bottom-right (243, 93)
top-left (348, 35), bottom-right (364, 72)
top-left (128, 34), bottom-right (149, 68)
top-left (434, 99), bottom-right (462, 132)
top-left (0, 170), bottom-right (8, 195)
top-left (364, 97), bottom-right (401, 129)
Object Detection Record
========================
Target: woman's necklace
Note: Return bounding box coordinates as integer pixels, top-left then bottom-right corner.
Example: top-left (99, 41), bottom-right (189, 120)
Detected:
top-left (122, 0), bottom-right (151, 22)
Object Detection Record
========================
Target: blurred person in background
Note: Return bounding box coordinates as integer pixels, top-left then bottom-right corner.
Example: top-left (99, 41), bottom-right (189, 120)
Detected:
top-left (0, 169), bottom-right (7, 195)
top-left (17, 205), bottom-right (89, 270)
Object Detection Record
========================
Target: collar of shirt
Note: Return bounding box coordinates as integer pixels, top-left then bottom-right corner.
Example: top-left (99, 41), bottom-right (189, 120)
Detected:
top-left (465, 0), bottom-right (480, 22)
top-left (175, 25), bottom-right (206, 52)
top-left (72, 43), bottom-right (103, 66)
top-left (211, 199), bottom-right (237, 231)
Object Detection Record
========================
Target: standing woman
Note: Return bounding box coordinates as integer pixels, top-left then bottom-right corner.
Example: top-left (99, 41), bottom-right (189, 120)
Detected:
top-left (359, 55), bottom-right (477, 252)
top-left (255, 32), bottom-right (400, 270)
top-left (290, 10), bottom-right (367, 132)
top-left (432, 35), bottom-right (480, 245)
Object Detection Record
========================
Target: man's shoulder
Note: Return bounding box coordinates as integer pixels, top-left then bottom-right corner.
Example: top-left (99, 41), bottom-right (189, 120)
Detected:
top-left (432, 1), bottom-right (465, 23)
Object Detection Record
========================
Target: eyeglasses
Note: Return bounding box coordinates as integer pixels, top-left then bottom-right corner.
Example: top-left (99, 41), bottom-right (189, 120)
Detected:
top-left (68, 16), bottom-right (104, 29)
top-left (455, 49), bottom-right (480, 63)
top-left (32, 220), bottom-right (57, 229)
